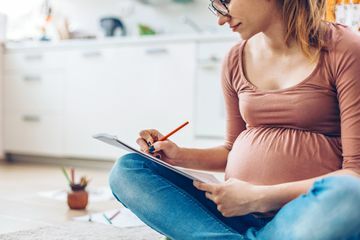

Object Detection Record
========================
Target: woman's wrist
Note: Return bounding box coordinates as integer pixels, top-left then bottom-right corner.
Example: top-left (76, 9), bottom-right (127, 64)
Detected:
top-left (252, 185), bottom-right (272, 213)
top-left (169, 146), bottom-right (228, 171)
top-left (254, 182), bottom-right (308, 213)
top-left (175, 147), bottom-right (185, 160)
top-left (253, 184), bottom-right (291, 213)
top-left (170, 147), bottom-right (188, 167)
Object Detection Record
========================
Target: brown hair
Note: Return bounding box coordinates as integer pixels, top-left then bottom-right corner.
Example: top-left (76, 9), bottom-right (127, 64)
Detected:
top-left (277, 0), bottom-right (328, 61)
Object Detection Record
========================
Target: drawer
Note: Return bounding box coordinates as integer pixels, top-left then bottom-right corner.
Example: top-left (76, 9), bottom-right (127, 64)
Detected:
top-left (4, 72), bottom-right (64, 112)
top-left (4, 51), bottom-right (67, 71)
top-left (4, 113), bottom-right (64, 156)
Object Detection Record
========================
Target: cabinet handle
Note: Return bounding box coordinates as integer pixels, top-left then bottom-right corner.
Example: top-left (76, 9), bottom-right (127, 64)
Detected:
top-left (22, 115), bottom-right (41, 123)
top-left (198, 56), bottom-right (221, 70)
top-left (82, 51), bottom-right (102, 58)
top-left (24, 54), bottom-right (43, 61)
top-left (198, 56), bottom-right (221, 64)
top-left (23, 75), bottom-right (42, 82)
top-left (199, 64), bottom-right (216, 70)
top-left (145, 48), bottom-right (169, 55)
top-left (209, 55), bottom-right (220, 62)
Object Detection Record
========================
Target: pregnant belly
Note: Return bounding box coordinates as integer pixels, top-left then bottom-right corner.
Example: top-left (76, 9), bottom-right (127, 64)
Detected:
top-left (225, 127), bottom-right (343, 185)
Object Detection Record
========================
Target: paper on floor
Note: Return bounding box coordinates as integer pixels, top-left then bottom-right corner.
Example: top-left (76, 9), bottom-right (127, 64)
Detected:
top-left (73, 208), bottom-right (146, 228)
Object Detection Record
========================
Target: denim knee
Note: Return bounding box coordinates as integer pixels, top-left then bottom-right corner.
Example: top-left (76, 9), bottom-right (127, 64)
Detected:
top-left (296, 175), bottom-right (360, 239)
top-left (311, 175), bottom-right (360, 201)
top-left (109, 153), bottom-right (145, 205)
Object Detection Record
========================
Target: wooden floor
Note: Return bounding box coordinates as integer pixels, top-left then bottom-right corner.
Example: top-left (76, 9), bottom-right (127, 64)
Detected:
top-left (0, 159), bottom-right (120, 235)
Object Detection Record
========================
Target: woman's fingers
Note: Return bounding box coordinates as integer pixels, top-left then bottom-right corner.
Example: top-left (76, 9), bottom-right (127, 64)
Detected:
top-left (136, 137), bottom-right (150, 152)
top-left (151, 140), bottom-right (169, 153)
top-left (149, 129), bottom-right (164, 140)
top-left (205, 192), bottom-right (217, 203)
top-left (193, 181), bottom-right (217, 194)
top-left (139, 129), bottom-right (164, 145)
top-left (137, 129), bottom-right (171, 159)
top-left (136, 137), bottom-right (162, 158)
top-left (139, 130), bottom-right (155, 145)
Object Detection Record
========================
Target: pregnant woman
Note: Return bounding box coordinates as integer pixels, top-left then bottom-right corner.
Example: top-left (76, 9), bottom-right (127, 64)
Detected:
top-left (109, 0), bottom-right (360, 239)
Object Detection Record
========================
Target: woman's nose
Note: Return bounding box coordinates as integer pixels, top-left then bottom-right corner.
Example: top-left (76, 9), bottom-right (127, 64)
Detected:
top-left (217, 14), bottom-right (230, 26)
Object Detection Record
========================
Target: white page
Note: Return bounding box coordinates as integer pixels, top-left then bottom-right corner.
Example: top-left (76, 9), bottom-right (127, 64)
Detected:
top-left (93, 133), bottom-right (221, 183)
top-left (73, 208), bottom-right (145, 228)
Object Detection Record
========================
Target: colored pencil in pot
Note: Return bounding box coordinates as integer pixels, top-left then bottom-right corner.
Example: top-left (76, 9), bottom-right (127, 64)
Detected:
top-left (71, 168), bottom-right (75, 184)
top-left (61, 167), bottom-right (71, 185)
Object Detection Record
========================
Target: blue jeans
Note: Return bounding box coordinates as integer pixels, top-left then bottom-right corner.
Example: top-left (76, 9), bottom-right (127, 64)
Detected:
top-left (109, 153), bottom-right (360, 240)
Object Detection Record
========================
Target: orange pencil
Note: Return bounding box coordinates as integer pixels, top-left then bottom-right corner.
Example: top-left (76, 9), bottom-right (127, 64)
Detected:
top-left (159, 121), bottom-right (189, 141)
top-left (149, 121), bottom-right (189, 154)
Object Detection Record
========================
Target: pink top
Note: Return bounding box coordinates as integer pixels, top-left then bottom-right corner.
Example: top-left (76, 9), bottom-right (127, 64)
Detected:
top-left (223, 23), bottom-right (360, 185)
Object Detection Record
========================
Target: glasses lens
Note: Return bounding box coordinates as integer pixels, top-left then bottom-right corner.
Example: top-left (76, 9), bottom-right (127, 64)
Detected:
top-left (211, 0), bottom-right (228, 16)
top-left (208, 4), bottom-right (219, 16)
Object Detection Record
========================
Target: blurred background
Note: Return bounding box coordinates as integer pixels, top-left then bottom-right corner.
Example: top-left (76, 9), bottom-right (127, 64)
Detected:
top-left (0, 0), bottom-right (230, 41)
top-left (0, 0), bottom-right (241, 165)
top-left (0, 0), bottom-right (359, 238)
top-left (0, 2), bottom-right (240, 236)
top-left (0, 0), bottom-right (358, 164)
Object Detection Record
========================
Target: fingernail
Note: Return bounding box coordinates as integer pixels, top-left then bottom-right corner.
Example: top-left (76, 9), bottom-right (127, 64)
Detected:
top-left (149, 145), bottom-right (155, 153)
top-left (155, 154), bottom-right (161, 159)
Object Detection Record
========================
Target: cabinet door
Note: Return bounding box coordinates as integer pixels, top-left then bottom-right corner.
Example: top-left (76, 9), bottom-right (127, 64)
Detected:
top-left (4, 72), bottom-right (64, 112)
top-left (194, 41), bottom-right (238, 140)
top-left (64, 43), bottom-right (196, 159)
top-left (4, 112), bottom-right (63, 156)
top-left (4, 51), bottom-right (66, 71)
top-left (3, 51), bottom-right (66, 156)
top-left (136, 43), bottom-right (196, 145)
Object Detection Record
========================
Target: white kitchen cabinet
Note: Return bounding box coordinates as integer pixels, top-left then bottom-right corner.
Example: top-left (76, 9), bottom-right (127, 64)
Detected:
top-left (4, 72), bottom-right (64, 112)
top-left (194, 40), bottom-right (238, 140)
top-left (63, 43), bottom-right (196, 159)
top-left (4, 113), bottom-right (64, 156)
top-left (2, 36), bottom-right (238, 160)
top-left (4, 51), bottom-right (66, 71)
top-left (3, 50), bottom-right (66, 156)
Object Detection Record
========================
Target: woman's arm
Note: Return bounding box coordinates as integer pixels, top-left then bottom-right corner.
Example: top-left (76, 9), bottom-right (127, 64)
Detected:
top-left (173, 146), bottom-right (229, 172)
top-left (193, 169), bottom-right (360, 217)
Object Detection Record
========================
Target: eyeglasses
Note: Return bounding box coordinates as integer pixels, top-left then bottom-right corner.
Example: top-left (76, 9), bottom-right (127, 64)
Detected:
top-left (208, 0), bottom-right (230, 16)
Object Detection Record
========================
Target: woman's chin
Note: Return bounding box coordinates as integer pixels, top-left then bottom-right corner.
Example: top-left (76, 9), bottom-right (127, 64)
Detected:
top-left (236, 32), bottom-right (250, 41)
top-left (237, 31), bottom-right (258, 41)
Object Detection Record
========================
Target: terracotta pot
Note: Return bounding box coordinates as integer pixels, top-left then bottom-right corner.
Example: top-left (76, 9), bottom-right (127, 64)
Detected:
top-left (67, 190), bottom-right (88, 210)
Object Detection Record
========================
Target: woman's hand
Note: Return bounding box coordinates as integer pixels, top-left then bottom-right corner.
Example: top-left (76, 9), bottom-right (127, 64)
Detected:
top-left (136, 129), bottom-right (181, 165)
top-left (193, 178), bottom-right (268, 217)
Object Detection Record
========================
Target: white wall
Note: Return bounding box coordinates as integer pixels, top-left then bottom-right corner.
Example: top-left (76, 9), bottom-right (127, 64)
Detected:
top-left (1, 0), bottom-right (228, 41)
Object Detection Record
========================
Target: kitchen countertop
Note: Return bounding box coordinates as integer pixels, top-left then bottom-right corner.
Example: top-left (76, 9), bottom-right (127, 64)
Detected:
top-left (3, 29), bottom-right (359, 52)
top-left (4, 33), bottom-right (240, 52)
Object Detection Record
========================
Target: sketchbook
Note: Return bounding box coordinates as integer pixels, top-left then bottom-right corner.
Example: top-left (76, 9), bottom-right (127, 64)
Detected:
top-left (93, 133), bottom-right (220, 183)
